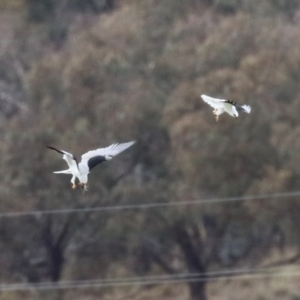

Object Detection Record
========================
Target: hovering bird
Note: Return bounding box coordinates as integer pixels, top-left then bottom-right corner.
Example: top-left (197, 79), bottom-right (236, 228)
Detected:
top-left (201, 94), bottom-right (251, 121)
top-left (47, 141), bottom-right (135, 191)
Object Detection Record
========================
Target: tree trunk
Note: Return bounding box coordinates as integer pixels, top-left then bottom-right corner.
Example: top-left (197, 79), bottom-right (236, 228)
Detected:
top-left (189, 281), bottom-right (207, 300)
top-left (41, 216), bottom-right (72, 281)
top-left (173, 221), bottom-right (208, 300)
top-left (49, 245), bottom-right (64, 281)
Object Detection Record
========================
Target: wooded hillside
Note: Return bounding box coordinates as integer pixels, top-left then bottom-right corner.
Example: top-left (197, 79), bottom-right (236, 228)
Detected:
top-left (0, 0), bottom-right (300, 299)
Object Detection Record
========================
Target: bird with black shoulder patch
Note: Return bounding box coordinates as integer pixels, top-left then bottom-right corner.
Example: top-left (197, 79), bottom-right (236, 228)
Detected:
top-left (201, 94), bottom-right (251, 121)
top-left (47, 141), bottom-right (135, 191)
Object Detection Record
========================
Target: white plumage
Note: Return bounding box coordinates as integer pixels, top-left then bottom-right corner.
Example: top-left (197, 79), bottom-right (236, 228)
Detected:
top-left (201, 94), bottom-right (251, 121)
top-left (47, 141), bottom-right (135, 191)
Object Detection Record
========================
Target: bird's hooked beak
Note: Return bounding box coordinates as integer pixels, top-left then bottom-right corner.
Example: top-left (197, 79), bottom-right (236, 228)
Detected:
top-left (79, 182), bottom-right (88, 192)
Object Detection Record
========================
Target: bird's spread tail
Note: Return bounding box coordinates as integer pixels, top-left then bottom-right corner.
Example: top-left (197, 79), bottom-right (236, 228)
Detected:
top-left (53, 169), bottom-right (72, 174)
top-left (241, 105), bottom-right (251, 114)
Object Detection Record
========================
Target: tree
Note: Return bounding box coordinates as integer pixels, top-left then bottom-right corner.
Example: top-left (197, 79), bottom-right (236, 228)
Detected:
top-left (1, 1), bottom-right (300, 300)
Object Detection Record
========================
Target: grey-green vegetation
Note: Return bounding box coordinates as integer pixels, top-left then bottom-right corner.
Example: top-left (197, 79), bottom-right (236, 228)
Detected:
top-left (0, 0), bottom-right (300, 299)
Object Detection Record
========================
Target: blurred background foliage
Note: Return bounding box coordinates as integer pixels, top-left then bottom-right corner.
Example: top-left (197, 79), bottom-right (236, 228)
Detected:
top-left (0, 0), bottom-right (299, 299)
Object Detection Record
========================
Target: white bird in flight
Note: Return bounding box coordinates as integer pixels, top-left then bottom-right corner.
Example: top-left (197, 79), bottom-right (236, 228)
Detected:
top-left (47, 141), bottom-right (135, 191)
top-left (201, 94), bottom-right (251, 121)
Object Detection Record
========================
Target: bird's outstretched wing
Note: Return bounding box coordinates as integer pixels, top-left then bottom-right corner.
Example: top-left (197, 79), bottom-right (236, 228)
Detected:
top-left (47, 146), bottom-right (78, 170)
top-left (237, 105), bottom-right (251, 114)
top-left (201, 94), bottom-right (227, 109)
top-left (79, 141), bottom-right (136, 171)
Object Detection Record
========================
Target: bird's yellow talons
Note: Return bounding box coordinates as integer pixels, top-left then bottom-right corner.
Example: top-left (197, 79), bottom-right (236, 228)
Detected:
top-left (72, 184), bottom-right (76, 189)
top-left (212, 110), bottom-right (219, 122)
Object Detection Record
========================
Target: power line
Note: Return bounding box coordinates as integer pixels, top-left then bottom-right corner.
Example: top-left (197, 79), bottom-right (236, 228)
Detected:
top-left (1, 190), bottom-right (300, 218)
top-left (0, 265), bottom-right (299, 291)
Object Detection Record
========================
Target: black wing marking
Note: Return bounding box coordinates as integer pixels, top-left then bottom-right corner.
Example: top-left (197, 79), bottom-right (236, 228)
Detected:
top-left (225, 100), bottom-right (236, 106)
top-left (47, 146), bottom-right (65, 155)
top-left (47, 146), bottom-right (78, 164)
top-left (87, 156), bottom-right (106, 171)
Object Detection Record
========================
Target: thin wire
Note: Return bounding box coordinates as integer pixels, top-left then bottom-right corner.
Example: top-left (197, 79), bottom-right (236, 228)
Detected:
top-left (0, 267), bottom-right (260, 287)
top-left (9, 264), bottom-right (294, 286)
top-left (0, 266), bottom-right (300, 291)
top-left (0, 190), bottom-right (300, 218)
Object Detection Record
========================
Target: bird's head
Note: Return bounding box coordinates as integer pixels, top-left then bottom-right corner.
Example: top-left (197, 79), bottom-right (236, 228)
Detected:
top-left (79, 182), bottom-right (88, 192)
top-left (78, 175), bottom-right (88, 192)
